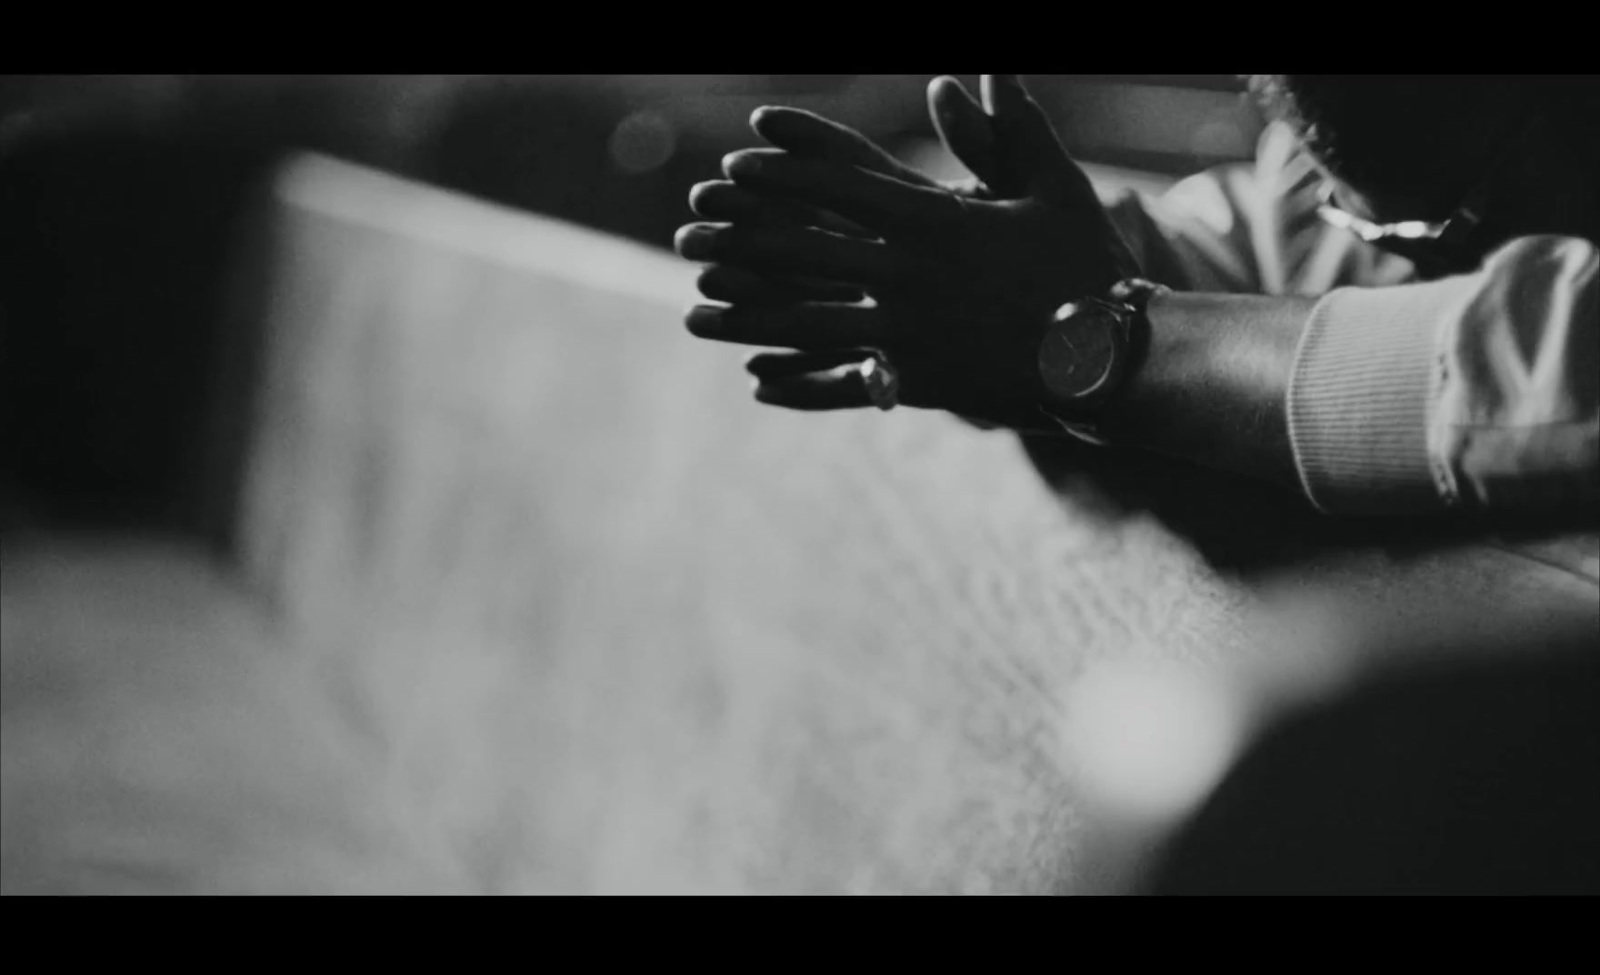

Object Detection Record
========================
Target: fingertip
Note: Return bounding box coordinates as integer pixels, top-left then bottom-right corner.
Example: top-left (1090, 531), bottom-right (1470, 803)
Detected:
top-left (752, 104), bottom-right (806, 122)
top-left (722, 150), bottom-right (765, 181)
top-left (684, 303), bottom-right (728, 337)
top-left (981, 74), bottom-right (1024, 110)
top-left (687, 179), bottom-right (721, 211)
top-left (980, 74), bottom-right (999, 113)
top-left (930, 78), bottom-right (988, 129)
top-left (927, 75), bottom-right (960, 115)
top-left (690, 180), bottom-right (748, 219)
top-left (672, 223), bottom-right (697, 256)
top-left (744, 354), bottom-right (775, 381)
top-left (750, 104), bottom-right (803, 140)
top-left (673, 222), bottom-right (719, 260)
top-left (751, 105), bottom-right (841, 152)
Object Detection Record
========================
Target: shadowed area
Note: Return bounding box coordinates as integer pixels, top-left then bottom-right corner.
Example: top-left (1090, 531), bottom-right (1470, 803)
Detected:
top-left (1147, 638), bottom-right (1600, 895)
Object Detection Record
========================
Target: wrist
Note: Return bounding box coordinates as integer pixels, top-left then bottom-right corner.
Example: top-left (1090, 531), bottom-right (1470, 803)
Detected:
top-left (1101, 292), bottom-right (1315, 488)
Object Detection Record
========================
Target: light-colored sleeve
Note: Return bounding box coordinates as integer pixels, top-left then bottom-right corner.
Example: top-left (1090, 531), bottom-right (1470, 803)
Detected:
top-left (1099, 121), bottom-right (1596, 520)
top-left (1102, 121), bottom-right (1415, 297)
top-left (1287, 235), bottom-right (1599, 516)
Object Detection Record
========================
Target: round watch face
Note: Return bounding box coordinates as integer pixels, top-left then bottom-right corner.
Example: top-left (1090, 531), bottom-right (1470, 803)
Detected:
top-left (1038, 303), bottom-right (1123, 402)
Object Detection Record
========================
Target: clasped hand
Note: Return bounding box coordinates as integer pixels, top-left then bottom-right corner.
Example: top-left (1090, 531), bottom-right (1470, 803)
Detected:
top-left (675, 74), bottom-right (1140, 430)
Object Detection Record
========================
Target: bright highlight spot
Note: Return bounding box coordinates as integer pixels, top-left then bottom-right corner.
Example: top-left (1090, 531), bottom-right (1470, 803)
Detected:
top-left (1066, 662), bottom-right (1246, 825)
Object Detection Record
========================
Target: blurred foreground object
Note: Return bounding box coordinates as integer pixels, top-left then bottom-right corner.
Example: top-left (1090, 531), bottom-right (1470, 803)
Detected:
top-left (1147, 644), bottom-right (1600, 895)
top-left (1077, 575), bottom-right (1600, 895)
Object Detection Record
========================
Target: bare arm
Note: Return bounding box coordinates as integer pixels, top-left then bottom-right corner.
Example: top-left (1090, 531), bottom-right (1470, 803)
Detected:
top-left (1103, 293), bottom-right (1315, 492)
top-left (674, 77), bottom-right (1599, 521)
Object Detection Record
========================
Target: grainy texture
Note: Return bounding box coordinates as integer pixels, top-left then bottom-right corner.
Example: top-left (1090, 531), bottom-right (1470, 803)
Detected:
top-left (231, 158), bottom-right (1256, 894)
top-left (3, 157), bottom-right (1595, 895)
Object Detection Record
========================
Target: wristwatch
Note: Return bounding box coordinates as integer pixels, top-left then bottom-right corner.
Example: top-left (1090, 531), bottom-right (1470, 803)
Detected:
top-left (1036, 278), bottom-right (1169, 445)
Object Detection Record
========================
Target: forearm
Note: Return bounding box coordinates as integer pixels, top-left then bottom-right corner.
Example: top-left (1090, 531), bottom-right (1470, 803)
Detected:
top-left (1101, 292), bottom-right (1315, 492)
top-left (1095, 236), bottom-right (1599, 520)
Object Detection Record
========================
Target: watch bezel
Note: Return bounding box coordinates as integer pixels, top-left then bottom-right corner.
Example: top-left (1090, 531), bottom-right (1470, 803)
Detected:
top-left (1036, 296), bottom-right (1133, 415)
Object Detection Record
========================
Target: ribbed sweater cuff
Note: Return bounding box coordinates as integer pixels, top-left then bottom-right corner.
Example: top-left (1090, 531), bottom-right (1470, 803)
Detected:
top-left (1286, 282), bottom-right (1464, 515)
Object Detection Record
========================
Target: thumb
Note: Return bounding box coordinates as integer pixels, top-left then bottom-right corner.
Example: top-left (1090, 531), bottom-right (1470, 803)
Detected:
top-left (980, 74), bottom-right (1092, 202)
top-left (927, 76), bottom-right (1019, 197)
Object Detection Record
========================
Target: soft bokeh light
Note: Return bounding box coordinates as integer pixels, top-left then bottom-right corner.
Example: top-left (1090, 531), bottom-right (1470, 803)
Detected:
top-left (608, 109), bottom-right (677, 176)
top-left (1066, 661), bottom-right (1247, 826)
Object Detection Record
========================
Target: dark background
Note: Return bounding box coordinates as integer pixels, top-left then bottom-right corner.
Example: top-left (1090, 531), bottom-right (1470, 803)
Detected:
top-left (0, 75), bottom-right (1263, 249)
top-left (0, 75), bottom-right (1263, 534)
